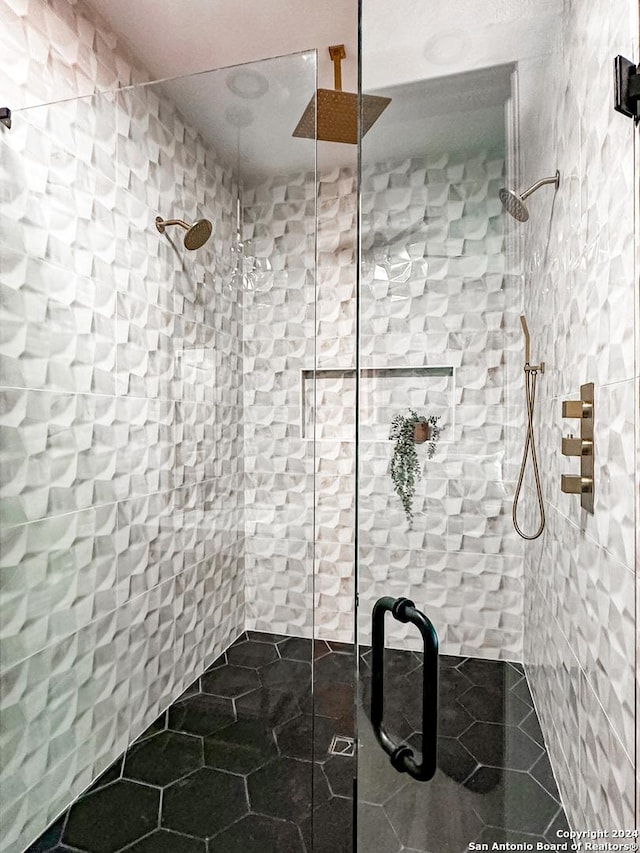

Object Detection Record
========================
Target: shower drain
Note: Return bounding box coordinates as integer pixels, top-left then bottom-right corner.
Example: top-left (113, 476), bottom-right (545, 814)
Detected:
top-left (328, 734), bottom-right (355, 757)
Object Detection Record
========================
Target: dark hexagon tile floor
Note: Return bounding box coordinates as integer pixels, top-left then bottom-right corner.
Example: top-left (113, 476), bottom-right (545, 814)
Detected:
top-left (27, 633), bottom-right (569, 853)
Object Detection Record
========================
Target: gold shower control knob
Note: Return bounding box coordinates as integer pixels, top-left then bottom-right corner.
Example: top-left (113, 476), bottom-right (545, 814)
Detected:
top-left (562, 399), bottom-right (593, 418)
top-left (561, 475), bottom-right (593, 494)
top-left (562, 437), bottom-right (593, 456)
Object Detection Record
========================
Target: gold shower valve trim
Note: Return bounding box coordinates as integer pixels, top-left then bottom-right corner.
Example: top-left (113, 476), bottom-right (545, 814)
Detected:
top-left (561, 436), bottom-right (593, 456)
top-left (561, 399), bottom-right (593, 419)
top-left (560, 475), bottom-right (594, 495)
top-left (561, 382), bottom-right (594, 513)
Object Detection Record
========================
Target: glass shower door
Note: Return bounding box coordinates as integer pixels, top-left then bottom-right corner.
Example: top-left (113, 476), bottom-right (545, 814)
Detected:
top-left (353, 31), bottom-right (574, 853)
top-left (353, 135), bottom-right (572, 853)
top-left (355, 0), bottom-right (639, 845)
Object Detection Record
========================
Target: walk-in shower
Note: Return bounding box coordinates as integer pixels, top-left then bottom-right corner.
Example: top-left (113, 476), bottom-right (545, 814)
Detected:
top-left (1, 1), bottom-right (637, 852)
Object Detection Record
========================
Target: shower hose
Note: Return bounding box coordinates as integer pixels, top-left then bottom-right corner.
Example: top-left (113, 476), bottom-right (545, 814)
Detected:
top-left (512, 363), bottom-right (545, 540)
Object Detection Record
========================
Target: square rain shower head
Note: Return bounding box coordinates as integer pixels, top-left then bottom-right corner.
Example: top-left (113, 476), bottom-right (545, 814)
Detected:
top-left (292, 45), bottom-right (390, 144)
top-left (292, 88), bottom-right (391, 144)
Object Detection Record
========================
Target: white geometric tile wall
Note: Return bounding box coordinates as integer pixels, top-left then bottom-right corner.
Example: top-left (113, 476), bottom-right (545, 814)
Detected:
top-left (243, 150), bottom-right (526, 660)
top-left (0, 2), bottom-right (245, 851)
top-left (0, 0), bottom-right (149, 111)
top-left (519, 0), bottom-right (637, 830)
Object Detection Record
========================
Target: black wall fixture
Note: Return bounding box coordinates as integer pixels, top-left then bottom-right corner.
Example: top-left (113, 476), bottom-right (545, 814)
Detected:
top-left (614, 55), bottom-right (640, 122)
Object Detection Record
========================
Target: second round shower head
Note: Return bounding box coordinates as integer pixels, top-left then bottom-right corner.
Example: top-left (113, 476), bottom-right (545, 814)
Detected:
top-left (499, 187), bottom-right (530, 222)
top-left (499, 170), bottom-right (560, 222)
top-left (155, 216), bottom-right (213, 250)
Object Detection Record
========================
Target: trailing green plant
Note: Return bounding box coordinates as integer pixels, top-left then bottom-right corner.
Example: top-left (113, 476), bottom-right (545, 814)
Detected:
top-left (388, 409), bottom-right (442, 528)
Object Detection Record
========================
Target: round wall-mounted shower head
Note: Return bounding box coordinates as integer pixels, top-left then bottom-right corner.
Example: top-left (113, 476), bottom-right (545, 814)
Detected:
top-left (155, 215), bottom-right (213, 250)
top-left (184, 219), bottom-right (213, 250)
top-left (499, 187), bottom-right (530, 222)
top-left (499, 170), bottom-right (560, 222)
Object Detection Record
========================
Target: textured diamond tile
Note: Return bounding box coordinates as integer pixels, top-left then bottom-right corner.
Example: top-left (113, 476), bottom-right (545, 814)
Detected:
top-left (578, 671), bottom-right (635, 829)
top-left (244, 151), bottom-right (525, 658)
top-left (520, 0), bottom-right (638, 830)
top-left (0, 389), bottom-right (117, 526)
top-left (0, 607), bottom-right (130, 814)
top-left (0, 504), bottom-right (118, 671)
top-left (1, 34), bottom-right (245, 853)
top-left (0, 255), bottom-right (117, 394)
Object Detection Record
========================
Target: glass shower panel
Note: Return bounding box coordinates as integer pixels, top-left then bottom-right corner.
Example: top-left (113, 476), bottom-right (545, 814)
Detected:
top-left (353, 61), bottom-right (572, 853)
top-left (357, 0), bottom-right (639, 844)
top-left (0, 88), bottom-right (123, 853)
top-left (1, 50), bottom-right (320, 853)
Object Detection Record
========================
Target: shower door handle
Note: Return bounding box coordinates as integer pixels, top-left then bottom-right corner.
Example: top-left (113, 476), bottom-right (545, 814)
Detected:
top-left (370, 596), bottom-right (439, 781)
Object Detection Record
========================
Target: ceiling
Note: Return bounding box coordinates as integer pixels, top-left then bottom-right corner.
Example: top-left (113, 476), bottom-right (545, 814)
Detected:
top-left (85, 0), bottom-right (563, 184)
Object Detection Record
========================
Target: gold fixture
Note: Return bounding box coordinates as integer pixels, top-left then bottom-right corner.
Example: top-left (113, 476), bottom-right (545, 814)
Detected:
top-left (155, 216), bottom-right (212, 250)
top-left (292, 45), bottom-right (391, 144)
top-left (561, 399), bottom-right (590, 419)
top-left (561, 382), bottom-right (594, 512)
top-left (512, 315), bottom-right (545, 540)
top-left (560, 475), bottom-right (594, 494)
top-left (561, 436), bottom-right (593, 456)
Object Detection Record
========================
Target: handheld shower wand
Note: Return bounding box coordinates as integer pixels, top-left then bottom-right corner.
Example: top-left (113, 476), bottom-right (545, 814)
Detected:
top-left (513, 316), bottom-right (545, 540)
top-left (519, 315), bottom-right (544, 372)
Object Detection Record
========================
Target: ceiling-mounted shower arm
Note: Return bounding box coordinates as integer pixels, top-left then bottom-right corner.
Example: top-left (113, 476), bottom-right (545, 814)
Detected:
top-left (328, 44), bottom-right (346, 91)
top-left (519, 171), bottom-right (560, 202)
top-left (292, 44), bottom-right (390, 144)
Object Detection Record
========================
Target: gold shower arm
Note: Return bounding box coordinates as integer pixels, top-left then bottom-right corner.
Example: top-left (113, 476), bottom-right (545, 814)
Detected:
top-left (155, 217), bottom-right (190, 233)
top-left (328, 44), bottom-right (346, 91)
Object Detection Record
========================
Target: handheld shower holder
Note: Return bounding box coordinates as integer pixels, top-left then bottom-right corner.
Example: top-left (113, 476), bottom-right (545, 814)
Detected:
top-left (513, 314), bottom-right (545, 540)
